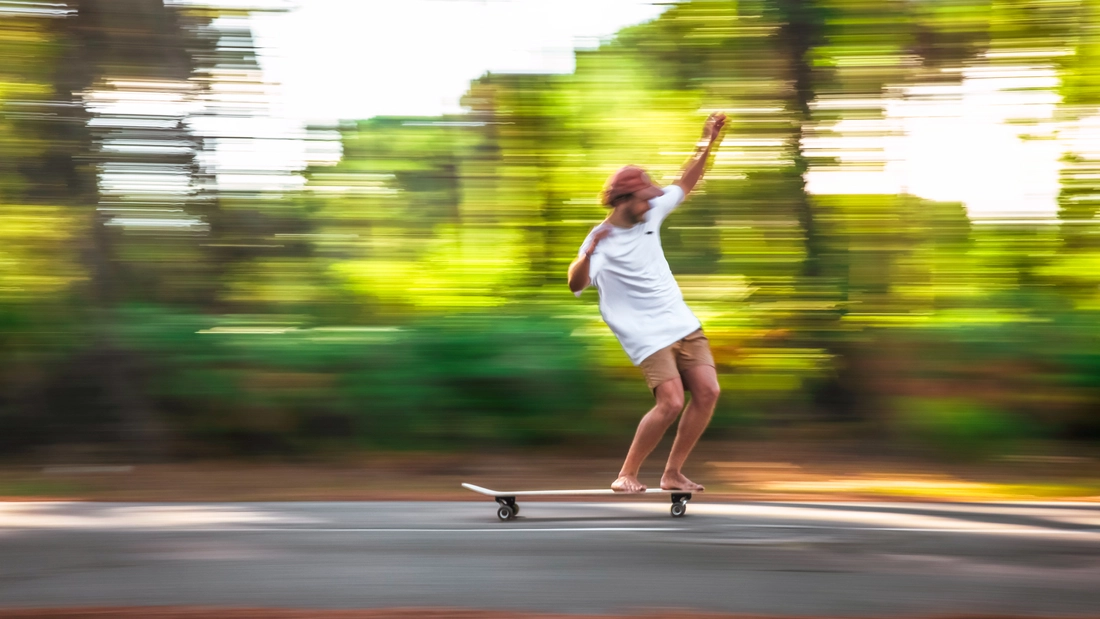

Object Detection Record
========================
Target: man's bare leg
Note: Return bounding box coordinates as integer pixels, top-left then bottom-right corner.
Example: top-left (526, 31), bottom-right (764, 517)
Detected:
top-left (661, 365), bottom-right (720, 491)
top-left (611, 377), bottom-right (685, 492)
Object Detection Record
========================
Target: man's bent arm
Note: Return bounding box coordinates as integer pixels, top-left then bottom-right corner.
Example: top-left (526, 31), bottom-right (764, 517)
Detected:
top-left (568, 252), bottom-right (592, 294)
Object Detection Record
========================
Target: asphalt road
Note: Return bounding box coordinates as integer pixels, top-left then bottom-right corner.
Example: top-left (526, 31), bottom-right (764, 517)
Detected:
top-left (1, 498), bottom-right (1099, 615)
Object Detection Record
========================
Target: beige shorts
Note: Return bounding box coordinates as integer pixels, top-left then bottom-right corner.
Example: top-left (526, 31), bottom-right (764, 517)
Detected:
top-left (638, 329), bottom-right (715, 392)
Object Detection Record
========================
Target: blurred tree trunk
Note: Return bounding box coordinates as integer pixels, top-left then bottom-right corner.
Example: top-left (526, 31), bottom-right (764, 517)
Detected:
top-left (773, 0), bottom-right (825, 278)
top-left (48, 0), bottom-right (199, 461)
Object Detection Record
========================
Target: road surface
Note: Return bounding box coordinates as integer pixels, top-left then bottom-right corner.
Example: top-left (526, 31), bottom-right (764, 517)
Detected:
top-left (1, 499), bottom-right (1099, 615)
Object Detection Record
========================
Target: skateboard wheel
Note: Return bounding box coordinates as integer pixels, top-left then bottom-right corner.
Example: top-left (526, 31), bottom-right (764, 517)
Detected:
top-left (497, 505), bottom-right (515, 521)
top-left (512, 504), bottom-right (520, 516)
top-left (670, 502), bottom-right (687, 517)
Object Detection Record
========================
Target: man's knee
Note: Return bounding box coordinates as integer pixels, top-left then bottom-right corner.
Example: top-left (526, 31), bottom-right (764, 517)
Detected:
top-left (653, 385), bottom-right (685, 422)
top-left (692, 376), bottom-right (721, 408)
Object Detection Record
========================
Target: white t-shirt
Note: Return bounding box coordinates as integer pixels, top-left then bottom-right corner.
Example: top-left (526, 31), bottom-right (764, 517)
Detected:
top-left (575, 184), bottom-right (701, 365)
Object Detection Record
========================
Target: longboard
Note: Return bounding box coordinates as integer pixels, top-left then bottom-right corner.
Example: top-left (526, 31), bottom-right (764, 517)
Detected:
top-left (462, 482), bottom-right (696, 521)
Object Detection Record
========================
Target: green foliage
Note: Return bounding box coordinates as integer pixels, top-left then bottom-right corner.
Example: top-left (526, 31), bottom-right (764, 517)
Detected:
top-left (893, 397), bottom-right (1041, 458)
top-left (4, 0), bottom-right (1100, 459)
top-left (112, 306), bottom-right (601, 454)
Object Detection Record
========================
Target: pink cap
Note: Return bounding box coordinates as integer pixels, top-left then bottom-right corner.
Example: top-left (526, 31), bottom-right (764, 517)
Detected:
top-left (601, 165), bottom-right (663, 205)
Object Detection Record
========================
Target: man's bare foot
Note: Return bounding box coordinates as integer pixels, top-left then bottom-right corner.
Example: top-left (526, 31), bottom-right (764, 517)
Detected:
top-left (660, 471), bottom-right (704, 492)
top-left (611, 474), bottom-right (647, 493)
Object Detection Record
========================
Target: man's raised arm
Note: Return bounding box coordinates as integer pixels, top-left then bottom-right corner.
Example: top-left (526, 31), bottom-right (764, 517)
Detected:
top-left (673, 112), bottom-right (726, 198)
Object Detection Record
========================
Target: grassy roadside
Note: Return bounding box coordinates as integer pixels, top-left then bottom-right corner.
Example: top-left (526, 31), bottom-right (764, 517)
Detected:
top-left (1, 442), bottom-right (1097, 503)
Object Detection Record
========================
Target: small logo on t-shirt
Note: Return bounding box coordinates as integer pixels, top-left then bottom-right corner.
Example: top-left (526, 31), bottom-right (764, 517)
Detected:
top-left (646, 231), bottom-right (653, 235)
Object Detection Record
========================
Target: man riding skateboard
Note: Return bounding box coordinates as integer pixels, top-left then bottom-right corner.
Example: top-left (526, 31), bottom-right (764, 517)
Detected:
top-left (568, 112), bottom-right (726, 493)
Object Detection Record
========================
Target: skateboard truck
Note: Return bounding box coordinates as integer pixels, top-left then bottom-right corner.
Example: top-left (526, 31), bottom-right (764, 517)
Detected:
top-left (495, 496), bottom-right (519, 521)
top-left (670, 492), bottom-right (691, 518)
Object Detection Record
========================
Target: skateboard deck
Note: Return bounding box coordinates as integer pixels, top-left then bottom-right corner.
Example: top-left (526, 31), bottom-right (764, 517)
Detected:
top-left (461, 482), bottom-right (696, 521)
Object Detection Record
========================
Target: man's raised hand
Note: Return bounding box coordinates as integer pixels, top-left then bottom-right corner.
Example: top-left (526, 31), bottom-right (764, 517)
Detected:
top-left (702, 112), bottom-right (727, 145)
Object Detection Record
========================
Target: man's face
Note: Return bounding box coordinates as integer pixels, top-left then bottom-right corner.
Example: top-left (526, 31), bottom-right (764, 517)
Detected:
top-left (621, 194), bottom-right (652, 225)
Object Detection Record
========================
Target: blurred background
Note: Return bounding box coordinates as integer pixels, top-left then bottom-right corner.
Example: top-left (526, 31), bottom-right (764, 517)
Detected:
top-left (2, 0), bottom-right (1099, 490)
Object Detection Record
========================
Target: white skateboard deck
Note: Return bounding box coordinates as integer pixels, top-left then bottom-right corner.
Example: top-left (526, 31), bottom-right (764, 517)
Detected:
top-left (462, 483), bottom-right (698, 497)
top-left (463, 482), bottom-right (697, 520)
